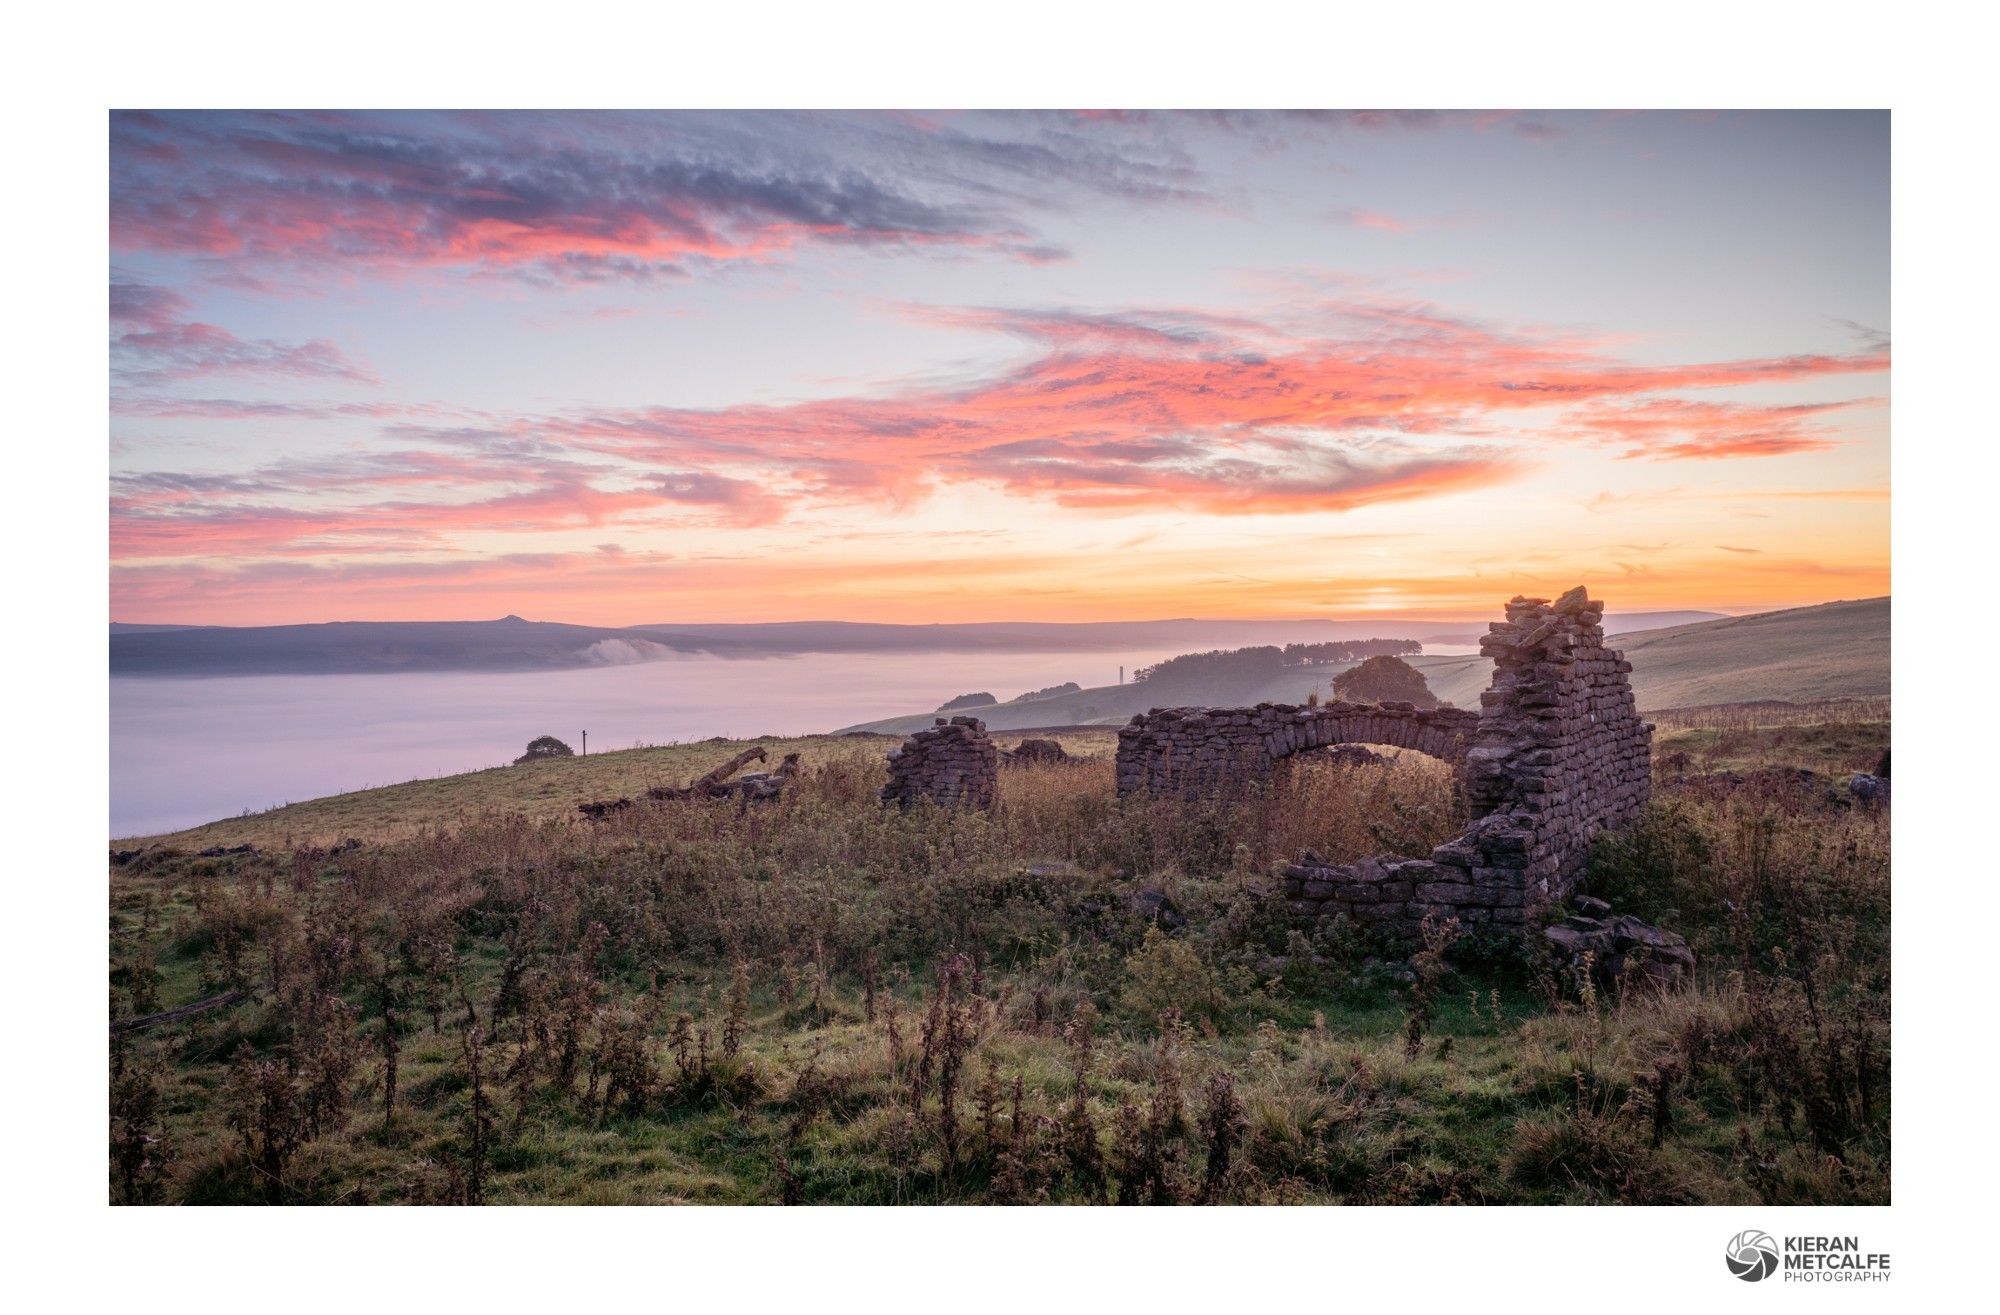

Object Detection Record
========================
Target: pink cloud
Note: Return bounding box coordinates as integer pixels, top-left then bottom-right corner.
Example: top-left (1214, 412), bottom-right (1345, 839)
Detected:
top-left (109, 292), bottom-right (1888, 572)
top-left (494, 297), bottom-right (1884, 510)
top-left (107, 111), bottom-right (1135, 283)
top-left (1332, 207), bottom-right (1412, 234)
top-left (1559, 397), bottom-right (1880, 460)
top-left (110, 280), bottom-right (371, 385)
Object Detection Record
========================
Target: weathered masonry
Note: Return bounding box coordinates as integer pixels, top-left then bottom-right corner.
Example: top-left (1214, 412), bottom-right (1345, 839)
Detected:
top-left (880, 716), bottom-right (999, 809)
top-left (1119, 587), bottom-right (1652, 930)
top-left (1115, 702), bottom-right (1479, 797)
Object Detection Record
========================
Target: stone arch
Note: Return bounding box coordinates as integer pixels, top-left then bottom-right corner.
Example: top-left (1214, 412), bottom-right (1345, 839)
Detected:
top-left (1114, 701), bottom-right (1478, 799)
top-left (1113, 587), bottom-right (1653, 933)
top-left (1279, 587), bottom-right (1652, 931)
top-left (1262, 703), bottom-right (1477, 771)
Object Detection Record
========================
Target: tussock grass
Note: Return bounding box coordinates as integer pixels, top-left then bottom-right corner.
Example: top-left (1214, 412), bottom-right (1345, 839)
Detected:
top-left (108, 710), bottom-right (1889, 1205)
top-left (116, 730), bottom-right (1123, 851)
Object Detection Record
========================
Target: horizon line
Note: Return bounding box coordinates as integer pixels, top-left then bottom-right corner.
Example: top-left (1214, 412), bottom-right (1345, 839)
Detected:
top-left (107, 600), bottom-right (1912, 632)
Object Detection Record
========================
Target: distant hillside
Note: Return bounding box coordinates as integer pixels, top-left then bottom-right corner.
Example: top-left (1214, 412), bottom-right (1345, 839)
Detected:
top-left (1610, 596), bottom-right (1889, 709)
top-left (113, 615), bottom-right (1458, 676)
top-left (109, 622), bottom-right (213, 635)
top-left (627, 618), bottom-right (1452, 654)
top-left (835, 597), bottom-right (1889, 732)
top-left (1418, 609), bottom-right (1727, 645)
top-left (111, 609), bottom-right (1731, 677)
top-left (832, 654), bottom-right (1484, 735)
top-left (110, 616), bottom-right (687, 676)
top-left (1394, 599), bottom-right (1888, 713)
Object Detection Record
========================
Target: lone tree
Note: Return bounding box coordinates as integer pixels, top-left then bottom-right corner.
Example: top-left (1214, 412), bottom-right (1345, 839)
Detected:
top-left (515, 735), bottom-right (576, 765)
top-left (1329, 655), bottom-right (1440, 709)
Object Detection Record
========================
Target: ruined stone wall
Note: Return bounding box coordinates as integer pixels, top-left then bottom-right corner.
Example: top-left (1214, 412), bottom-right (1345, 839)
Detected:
top-left (1115, 702), bottom-right (1478, 797)
top-left (1463, 588), bottom-right (1653, 894)
top-left (880, 716), bottom-right (998, 809)
top-left (1280, 587), bottom-right (1651, 930)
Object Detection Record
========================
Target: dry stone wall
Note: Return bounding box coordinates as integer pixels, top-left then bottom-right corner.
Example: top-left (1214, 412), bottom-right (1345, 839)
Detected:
top-left (880, 716), bottom-right (998, 809)
top-left (1278, 587), bottom-right (1652, 930)
top-left (1115, 702), bottom-right (1478, 797)
top-left (879, 588), bottom-right (1651, 929)
top-left (1461, 587), bottom-right (1652, 892)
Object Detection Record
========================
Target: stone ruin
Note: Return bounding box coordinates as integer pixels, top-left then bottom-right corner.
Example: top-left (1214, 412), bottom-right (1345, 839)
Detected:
top-left (1116, 702), bottom-right (1479, 797)
top-left (1118, 586), bottom-right (1652, 931)
top-left (1003, 737), bottom-right (1070, 764)
top-left (880, 716), bottom-right (998, 809)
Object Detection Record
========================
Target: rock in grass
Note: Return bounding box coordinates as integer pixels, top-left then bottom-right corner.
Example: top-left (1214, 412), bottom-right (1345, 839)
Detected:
top-left (1544, 913), bottom-right (1695, 992)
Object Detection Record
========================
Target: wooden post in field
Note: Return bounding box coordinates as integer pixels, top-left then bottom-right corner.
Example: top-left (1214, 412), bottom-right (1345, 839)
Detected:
top-left (582, 730), bottom-right (587, 757)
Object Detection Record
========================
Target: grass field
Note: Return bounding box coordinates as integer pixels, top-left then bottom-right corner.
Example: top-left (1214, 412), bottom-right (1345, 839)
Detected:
top-left (108, 703), bottom-right (1889, 1205)
top-left (1613, 597), bottom-right (1890, 709)
top-left (117, 730), bottom-right (1122, 851)
top-left (119, 701), bottom-right (1887, 853)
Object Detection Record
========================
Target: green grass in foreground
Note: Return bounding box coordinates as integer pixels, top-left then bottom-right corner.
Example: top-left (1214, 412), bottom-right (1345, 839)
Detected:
top-left (108, 714), bottom-right (1889, 1205)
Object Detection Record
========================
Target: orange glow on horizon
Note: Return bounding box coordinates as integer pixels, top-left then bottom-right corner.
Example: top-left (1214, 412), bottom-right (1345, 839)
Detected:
top-left (110, 112), bottom-right (1889, 630)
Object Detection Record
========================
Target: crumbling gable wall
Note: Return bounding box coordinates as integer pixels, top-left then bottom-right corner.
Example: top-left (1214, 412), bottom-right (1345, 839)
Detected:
top-left (1115, 702), bottom-right (1478, 798)
top-left (880, 716), bottom-right (998, 809)
top-left (1460, 587), bottom-right (1652, 897)
top-left (1280, 587), bottom-right (1651, 929)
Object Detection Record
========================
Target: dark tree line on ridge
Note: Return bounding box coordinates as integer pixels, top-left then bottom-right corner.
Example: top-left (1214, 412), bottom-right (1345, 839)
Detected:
top-left (1132, 640), bottom-right (1422, 689)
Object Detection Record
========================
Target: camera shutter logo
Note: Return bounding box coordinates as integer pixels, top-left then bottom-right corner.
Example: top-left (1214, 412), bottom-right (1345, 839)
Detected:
top-left (1726, 1230), bottom-right (1780, 1282)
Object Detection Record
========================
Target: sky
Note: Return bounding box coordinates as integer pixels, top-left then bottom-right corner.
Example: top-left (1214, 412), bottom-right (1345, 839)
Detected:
top-left (108, 109), bottom-right (1889, 626)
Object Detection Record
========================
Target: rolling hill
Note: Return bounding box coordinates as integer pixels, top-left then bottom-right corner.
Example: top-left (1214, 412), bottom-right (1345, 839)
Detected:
top-left (108, 615), bottom-right (680, 675)
top-left (834, 597), bottom-right (1889, 733)
top-left (110, 609), bottom-right (1727, 677)
top-left (1608, 595), bottom-right (1890, 709)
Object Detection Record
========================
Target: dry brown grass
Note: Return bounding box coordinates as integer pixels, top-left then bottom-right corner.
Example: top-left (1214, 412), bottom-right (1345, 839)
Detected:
top-left (117, 729), bottom-right (1124, 850)
top-left (108, 716), bottom-right (1888, 1206)
top-left (1653, 722), bottom-right (1887, 778)
top-left (1648, 697), bottom-right (1890, 733)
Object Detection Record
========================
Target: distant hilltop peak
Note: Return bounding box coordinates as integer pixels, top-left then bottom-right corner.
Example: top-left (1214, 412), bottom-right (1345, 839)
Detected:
top-left (496, 614), bottom-right (529, 624)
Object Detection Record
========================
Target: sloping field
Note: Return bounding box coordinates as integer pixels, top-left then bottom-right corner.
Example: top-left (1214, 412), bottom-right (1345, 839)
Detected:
top-left (116, 729), bottom-right (1123, 850)
top-left (1610, 596), bottom-right (1889, 709)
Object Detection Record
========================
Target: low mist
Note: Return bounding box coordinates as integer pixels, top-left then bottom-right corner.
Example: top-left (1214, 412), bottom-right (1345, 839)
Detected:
top-left (110, 647), bottom-right (1186, 837)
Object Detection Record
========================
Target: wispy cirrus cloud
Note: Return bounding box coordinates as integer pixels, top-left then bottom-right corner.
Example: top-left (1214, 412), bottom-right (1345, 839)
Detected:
top-left (1330, 207), bottom-right (1414, 234)
top-left (1557, 397), bottom-right (1883, 460)
top-left (104, 110), bottom-right (1889, 628)
top-left (111, 479), bottom-right (707, 560)
top-left (109, 291), bottom-right (1886, 571)
top-left (111, 395), bottom-right (445, 422)
top-left (111, 279), bottom-right (372, 385)
top-left (469, 294), bottom-right (1883, 510)
top-left (111, 438), bottom-right (787, 561)
top-left (108, 110), bottom-right (1218, 285)
top-left (1057, 109), bottom-right (1452, 139)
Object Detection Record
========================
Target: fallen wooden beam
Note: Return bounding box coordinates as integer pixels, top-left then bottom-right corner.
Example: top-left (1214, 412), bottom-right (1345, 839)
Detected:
top-left (112, 989), bottom-right (246, 1035)
top-left (688, 745), bottom-right (767, 793)
top-left (646, 746), bottom-right (769, 801)
top-left (580, 746), bottom-right (800, 819)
